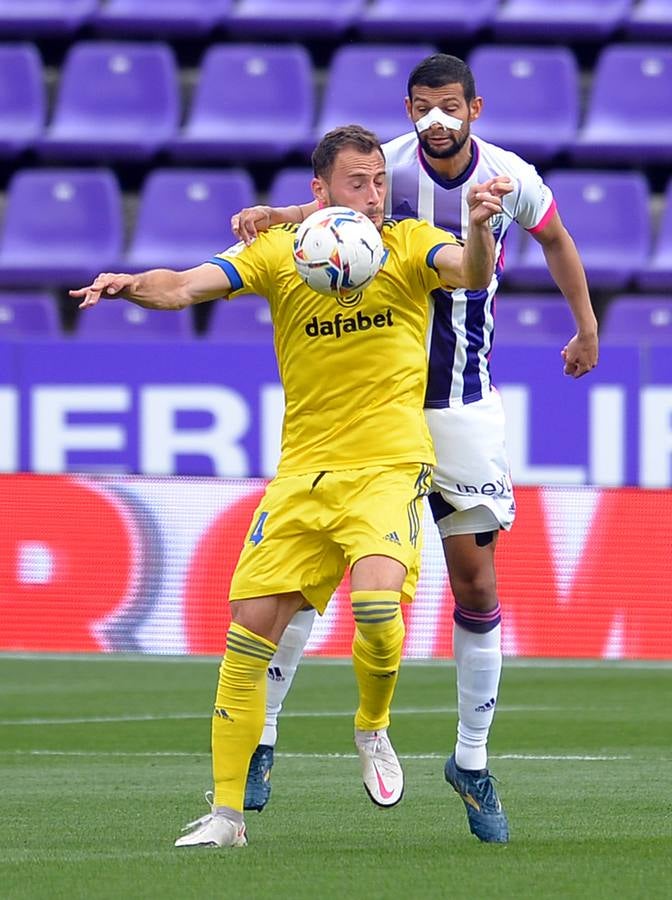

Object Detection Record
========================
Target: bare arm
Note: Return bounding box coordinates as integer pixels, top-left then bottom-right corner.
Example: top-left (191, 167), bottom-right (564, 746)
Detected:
top-left (433, 177), bottom-right (513, 290)
top-left (232, 200), bottom-right (319, 245)
top-left (69, 262), bottom-right (232, 311)
top-left (532, 212), bottom-right (599, 378)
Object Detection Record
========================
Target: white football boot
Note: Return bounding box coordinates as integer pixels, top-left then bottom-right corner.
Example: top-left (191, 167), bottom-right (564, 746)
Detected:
top-left (175, 792), bottom-right (247, 848)
top-left (355, 728), bottom-right (404, 807)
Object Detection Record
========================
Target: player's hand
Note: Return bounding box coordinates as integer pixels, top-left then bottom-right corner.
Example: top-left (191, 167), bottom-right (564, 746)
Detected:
top-left (69, 272), bottom-right (135, 309)
top-left (231, 205), bottom-right (274, 245)
top-left (467, 176), bottom-right (514, 225)
top-left (561, 332), bottom-right (599, 378)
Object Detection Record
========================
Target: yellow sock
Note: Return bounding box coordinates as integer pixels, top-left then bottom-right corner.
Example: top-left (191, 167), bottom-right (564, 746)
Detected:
top-left (351, 590), bottom-right (404, 732)
top-left (211, 622), bottom-right (277, 811)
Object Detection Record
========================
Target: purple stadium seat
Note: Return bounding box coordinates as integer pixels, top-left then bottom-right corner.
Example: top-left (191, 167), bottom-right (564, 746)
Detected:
top-left (506, 171), bottom-right (651, 292)
top-left (638, 180), bottom-right (672, 290)
top-left (92, 0), bottom-right (233, 36)
top-left (0, 43), bottom-right (45, 157)
top-left (469, 46), bottom-right (578, 162)
top-left (229, 0), bottom-right (364, 38)
top-left (77, 302), bottom-right (193, 341)
top-left (315, 45), bottom-right (436, 146)
top-left (0, 169), bottom-right (123, 287)
top-left (125, 169), bottom-right (256, 272)
top-left (206, 296), bottom-right (274, 342)
top-left (0, 0), bottom-right (97, 35)
top-left (573, 45), bottom-right (672, 164)
top-left (494, 294), bottom-right (575, 343)
top-left (38, 42), bottom-right (179, 160)
top-left (493, 0), bottom-right (632, 40)
top-left (0, 292), bottom-right (60, 338)
top-left (600, 295), bottom-right (672, 344)
top-left (357, 0), bottom-right (499, 39)
top-left (625, 0), bottom-right (672, 39)
top-left (267, 168), bottom-right (314, 209)
top-left (171, 45), bottom-right (313, 161)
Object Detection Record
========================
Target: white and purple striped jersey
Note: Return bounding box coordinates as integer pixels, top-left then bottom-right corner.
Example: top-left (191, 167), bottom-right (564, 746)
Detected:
top-left (383, 132), bottom-right (556, 408)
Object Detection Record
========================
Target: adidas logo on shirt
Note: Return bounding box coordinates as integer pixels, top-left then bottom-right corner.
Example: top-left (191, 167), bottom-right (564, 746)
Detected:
top-left (383, 531), bottom-right (401, 545)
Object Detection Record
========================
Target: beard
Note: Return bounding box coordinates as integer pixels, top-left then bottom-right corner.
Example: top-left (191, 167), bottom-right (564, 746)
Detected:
top-left (417, 128), bottom-right (470, 160)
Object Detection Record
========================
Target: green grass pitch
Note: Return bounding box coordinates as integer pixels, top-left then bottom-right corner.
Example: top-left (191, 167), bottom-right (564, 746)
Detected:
top-left (1, 655), bottom-right (671, 900)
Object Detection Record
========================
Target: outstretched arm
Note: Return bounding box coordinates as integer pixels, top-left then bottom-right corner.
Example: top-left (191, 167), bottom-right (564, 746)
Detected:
top-left (532, 212), bottom-right (599, 378)
top-left (433, 176), bottom-right (513, 290)
top-left (69, 263), bottom-right (232, 311)
top-left (231, 200), bottom-right (319, 245)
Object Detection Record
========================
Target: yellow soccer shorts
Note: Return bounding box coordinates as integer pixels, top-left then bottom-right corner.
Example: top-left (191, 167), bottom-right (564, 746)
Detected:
top-left (229, 462), bottom-right (433, 613)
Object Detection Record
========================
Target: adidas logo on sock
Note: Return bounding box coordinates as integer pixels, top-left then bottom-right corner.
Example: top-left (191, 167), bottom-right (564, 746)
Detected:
top-left (475, 697), bottom-right (497, 712)
top-left (383, 531), bottom-right (401, 545)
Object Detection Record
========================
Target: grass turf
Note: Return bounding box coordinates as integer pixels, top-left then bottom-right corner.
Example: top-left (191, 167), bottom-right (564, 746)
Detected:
top-left (1, 656), bottom-right (670, 900)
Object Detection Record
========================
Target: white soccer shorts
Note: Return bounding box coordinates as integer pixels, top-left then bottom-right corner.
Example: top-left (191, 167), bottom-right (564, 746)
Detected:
top-left (425, 389), bottom-right (515, 538)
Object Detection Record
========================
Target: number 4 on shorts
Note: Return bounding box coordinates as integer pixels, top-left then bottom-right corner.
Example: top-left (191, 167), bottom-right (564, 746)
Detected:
top-left (249, 511), bottom-right (269, 546)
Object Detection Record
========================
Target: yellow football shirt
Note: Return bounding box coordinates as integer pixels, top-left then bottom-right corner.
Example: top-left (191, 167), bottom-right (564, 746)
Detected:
top-left (209, 218), bottom-right (457, 476)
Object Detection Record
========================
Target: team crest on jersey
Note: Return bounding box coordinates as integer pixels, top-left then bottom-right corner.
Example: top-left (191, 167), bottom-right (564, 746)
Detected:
top-left (336, 291), bottom-right (363, 309)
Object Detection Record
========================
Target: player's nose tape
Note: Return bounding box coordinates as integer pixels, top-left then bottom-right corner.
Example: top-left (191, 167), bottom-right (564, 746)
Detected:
top-left (415, 107), bottom-right (463, 133)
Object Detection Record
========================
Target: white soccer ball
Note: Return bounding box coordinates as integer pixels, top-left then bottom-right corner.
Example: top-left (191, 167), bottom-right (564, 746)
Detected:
top-left (293, 206), bottom-right (385, 299)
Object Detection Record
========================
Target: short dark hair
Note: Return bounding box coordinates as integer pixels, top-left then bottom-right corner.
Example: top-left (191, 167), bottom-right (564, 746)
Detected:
top-left (311, 124), bottom-right (384, 179)
top-left (407, 53), bottom-right (476, 104)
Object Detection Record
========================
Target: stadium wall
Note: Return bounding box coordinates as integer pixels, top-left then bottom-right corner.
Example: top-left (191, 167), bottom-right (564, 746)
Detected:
top-left (1, 473), bottom-right (671, 660)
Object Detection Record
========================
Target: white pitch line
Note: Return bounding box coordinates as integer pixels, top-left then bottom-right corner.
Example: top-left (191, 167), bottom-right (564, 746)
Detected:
top-left (1, 750), bottom-right (209, 758)
top-left (2, 653), bottom-right (672, 670)
top-left (0, 713), bottom-right (208, 726)
top-left (0, 750), bottom-right (637, 762)
top-left (0, 705), bottom-right (555, 727)
top-left (0, 850), bottom-right (182, 862)
top-left (495, 753), bottom-right (633, 761)
top-left (281, 752), bottom-right (637, 762)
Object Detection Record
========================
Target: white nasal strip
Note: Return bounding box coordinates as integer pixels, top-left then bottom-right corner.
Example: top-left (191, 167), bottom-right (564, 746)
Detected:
top-left (415, 107), bottom-right (463, 132)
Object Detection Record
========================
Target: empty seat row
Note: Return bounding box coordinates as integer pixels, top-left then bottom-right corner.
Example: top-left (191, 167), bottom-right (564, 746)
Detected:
top-left (2, 290), bottom-right (671, 344)
top-left (471, 44), bottom-right (672, 163)
top-left (504, 171), bottom-right (666, 292)
top-left (1, 167), bottom-right (671, 293)
top-left (0, 1), bottom-right (670, 40)
top-left (0, 290), bottom-right (274, 340)
top-left (497, 295), bottom-right (672, 344)
top-left (0, 168), bottom-right (254, 285)
top-left (2, 41), bottom-right (672, 163)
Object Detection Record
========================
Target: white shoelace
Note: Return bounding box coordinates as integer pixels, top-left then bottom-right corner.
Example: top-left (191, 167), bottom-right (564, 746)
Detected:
top-left (180, 790), bottom-right (215, 832)
top-left (359, 732), bottom-right (400, 776)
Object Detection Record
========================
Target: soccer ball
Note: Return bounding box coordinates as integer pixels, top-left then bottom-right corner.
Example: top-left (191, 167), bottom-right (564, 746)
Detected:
top-left (293, 206), bottom-right (385, 299)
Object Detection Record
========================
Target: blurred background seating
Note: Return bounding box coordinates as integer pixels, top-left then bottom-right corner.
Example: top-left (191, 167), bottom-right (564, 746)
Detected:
top-left (0, 291), bottom-right (60, 338)
top-left (124, 168), bottom-right (255, 272)
top-left (37, 41), bottom-right (180, 160)
top-left (0, 0), bottom-right (668, 341)
top-left (75, 300), bottom-right (194, 339)
top-left (170, 44), bottom-right (313, 161)
top-left (600, 294), bottom-right (672, 343)
top-left (493, 294), bottom-right (576, 343)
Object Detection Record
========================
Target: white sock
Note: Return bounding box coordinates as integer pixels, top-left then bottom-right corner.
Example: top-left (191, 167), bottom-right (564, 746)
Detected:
top-left (259, 608), bottom-right (316, 747)
top-left (453, 622), bottom-right (502, 771)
